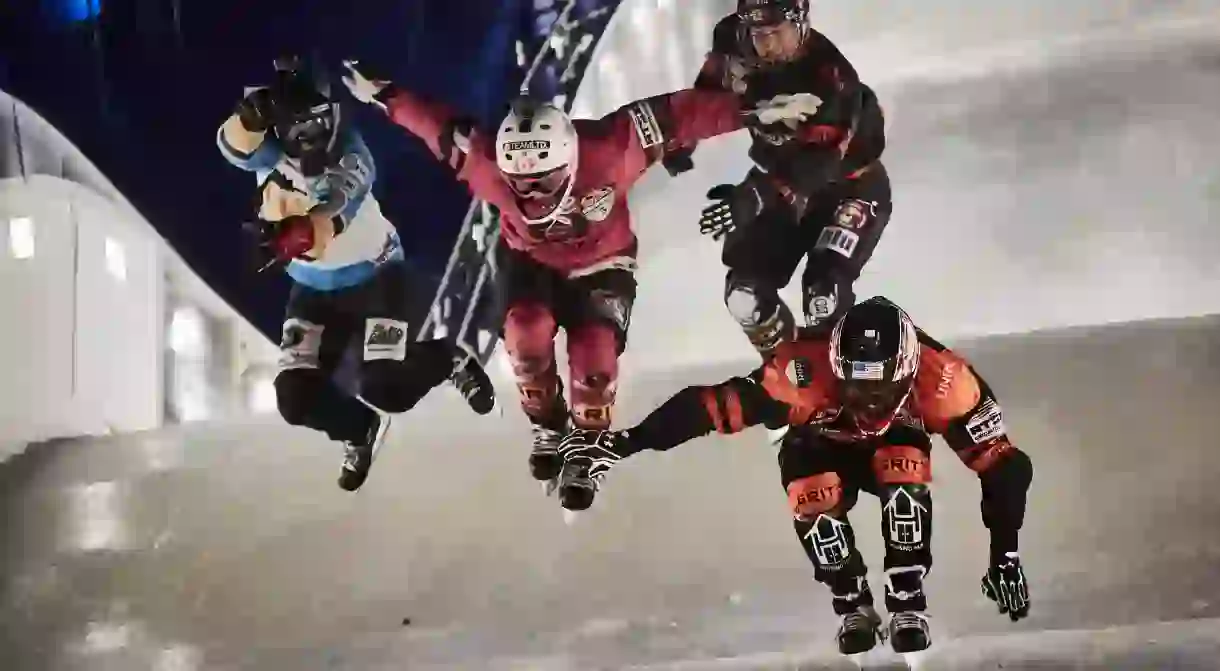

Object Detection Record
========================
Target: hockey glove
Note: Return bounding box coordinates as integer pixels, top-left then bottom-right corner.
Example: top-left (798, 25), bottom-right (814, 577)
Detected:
top-left (982, 552), bottom-right (1030, 621)
top-left (662, 147), bottom-right (696, 176)
top-left (557, 429), bottom-right (630, 486)
top-left (243, 216), bottom-right (316, 273)
top-left (699, 179), bottom-right (765, 241)
top-left (234, 87), bottom-right (278, 133)
top-left (341, 60), bottom-right (394, 110)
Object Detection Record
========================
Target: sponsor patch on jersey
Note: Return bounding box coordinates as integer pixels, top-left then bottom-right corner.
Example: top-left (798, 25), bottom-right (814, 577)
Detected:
top-left (834, 199), bottom-right (875, 230)
top-left (965, 398), bottom-right (1006, 444)
top-left (503, 139), bottom-right (550, 152)
top-left (363, 318), bottom-right (408, 362)
top-left (785, 357), bottom-right (813, 388)
top-left (815, 226), bottom-right (860, 258)
top-left (628, 101), bottom-right (663, 149)
top-left (580, 186), bottom-right (615, 222)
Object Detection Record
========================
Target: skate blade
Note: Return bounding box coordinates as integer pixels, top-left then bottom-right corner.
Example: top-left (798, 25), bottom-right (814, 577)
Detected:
top-left (900, 649), bottom-right (929, 669)
top-left (561, 508), bottom-right (581, 525)
top-left (541, 477), bottom-right (560, 497)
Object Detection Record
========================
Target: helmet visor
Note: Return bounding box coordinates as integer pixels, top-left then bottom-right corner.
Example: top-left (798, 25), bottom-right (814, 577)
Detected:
top-left (504, 165), bottom-right (572, 221)
top-left (278, 103), bottom-right (335, 156)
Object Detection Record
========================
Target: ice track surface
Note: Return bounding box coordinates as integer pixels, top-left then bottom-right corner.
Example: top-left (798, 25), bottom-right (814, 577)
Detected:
top-left (2, 314), bottom-right (1219, 670)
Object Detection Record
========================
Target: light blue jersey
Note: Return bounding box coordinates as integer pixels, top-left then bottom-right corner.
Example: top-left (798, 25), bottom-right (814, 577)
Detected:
top-left (218, 124), bottom-right (403, 291)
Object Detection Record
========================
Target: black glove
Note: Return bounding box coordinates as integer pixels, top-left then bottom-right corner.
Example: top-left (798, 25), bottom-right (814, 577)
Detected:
top-left (698, 179), bottom-right (765, 241)
top-left (662, 147), bottom-right (696, 176)
top-left (234, 88), bottom-right (278, 133)
top-left (982, 552), bottom-right (1030, 621)
top-left (241, 219), bottom-right (284, 273)
top-left (557, 429), bottom-right (630, 487)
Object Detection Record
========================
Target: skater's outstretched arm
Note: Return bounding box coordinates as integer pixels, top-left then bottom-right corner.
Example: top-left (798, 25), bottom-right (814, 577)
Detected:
top-left (616, 369), bottom-right (789, 456)
top-left (917, 339), bottom-right (1033, 562)
top-left (340, 61), bottom-right (506, 205)
top-left (599, 86), bottom-right (743, 189)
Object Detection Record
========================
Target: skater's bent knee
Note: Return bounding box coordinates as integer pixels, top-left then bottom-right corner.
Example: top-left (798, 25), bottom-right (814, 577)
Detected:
top-left (275, 369), bottom-right (327, 426)
top-left (504, 302), bottom-right (557, 352)
top-left (787, 472), bottom-right (844, 521)
top-left (360, 360), bottom-right (430, 414)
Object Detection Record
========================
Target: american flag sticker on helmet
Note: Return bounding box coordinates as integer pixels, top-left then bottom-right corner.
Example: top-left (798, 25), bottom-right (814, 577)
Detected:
top-left (850, 360), bottom-right (885, 380)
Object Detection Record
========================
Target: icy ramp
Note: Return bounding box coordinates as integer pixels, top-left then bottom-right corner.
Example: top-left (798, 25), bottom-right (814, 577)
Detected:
top-left (630, 619), bottom-right (1220, 671)
top-left (1, 315), bottom-right (1219, 670)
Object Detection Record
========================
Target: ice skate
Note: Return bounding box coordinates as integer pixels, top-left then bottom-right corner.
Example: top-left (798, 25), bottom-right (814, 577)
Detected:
top-left (887, 611), bottom-right (930, 653)
top-left (530, 420), bottom-right (569, 482)
top-left (449, 345), bottom-right (496, 415)
top-left (338, 411), bottom-right (391, 492)
top-left (836, 605), bottom-right (884, 655)
top-left (885, 567), bottom-right (931, 653)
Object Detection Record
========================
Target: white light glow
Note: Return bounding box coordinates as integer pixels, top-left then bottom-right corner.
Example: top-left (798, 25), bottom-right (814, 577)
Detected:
top-left (250, 375), bottom-right (277, 414)
top-left (8, 217), bottom-right (34, 259)
top-left (104, 236), bottom-right (127, 282)
top-left (169, 306), bottom-right (205, 356)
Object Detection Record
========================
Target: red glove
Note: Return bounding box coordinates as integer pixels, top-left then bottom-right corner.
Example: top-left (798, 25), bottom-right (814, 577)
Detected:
top-left (270, 215), bottom-right (316, 261)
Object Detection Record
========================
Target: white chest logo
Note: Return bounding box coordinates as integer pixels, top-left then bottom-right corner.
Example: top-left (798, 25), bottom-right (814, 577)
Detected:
top-left (750, 93), bottom-right (824, 127)
top-left (580, 186), bottom-right (615, 223)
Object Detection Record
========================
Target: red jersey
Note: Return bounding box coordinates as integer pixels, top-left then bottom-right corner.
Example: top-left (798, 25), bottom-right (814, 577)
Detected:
top-left (381, 89), bottom-right (744, 274)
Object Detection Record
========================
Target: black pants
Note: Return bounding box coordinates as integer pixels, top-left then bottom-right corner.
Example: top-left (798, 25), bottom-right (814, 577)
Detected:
top-left (722, 163), bottom-right (892, 351)
top-left (274, 261), bottom-right (457, 444)
top-left (778, 421), bottom-right (933, 613)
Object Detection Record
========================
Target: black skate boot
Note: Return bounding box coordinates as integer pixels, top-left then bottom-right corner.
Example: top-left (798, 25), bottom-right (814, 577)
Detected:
top-left (449, 345), bottom-right (495, 415)
top-left (885, 567), bottom-right (931, 653)
top-left (831, 577), bottom-right (885, 655)
top-left (338, 411), bottom-right (391, 492)
top-left (529, 419), bottom-right (569, 482)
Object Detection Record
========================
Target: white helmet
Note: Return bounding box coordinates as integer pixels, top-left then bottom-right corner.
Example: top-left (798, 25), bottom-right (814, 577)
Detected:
top-left (495, 102), bottom-right (579, 225)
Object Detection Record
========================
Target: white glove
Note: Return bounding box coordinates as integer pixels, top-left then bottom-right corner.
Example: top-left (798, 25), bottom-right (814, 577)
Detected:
top-left (340, 60), bottom-right (391, 108)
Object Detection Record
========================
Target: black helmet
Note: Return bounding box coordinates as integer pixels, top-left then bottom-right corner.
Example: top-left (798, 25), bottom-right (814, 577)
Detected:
top-left (828, 296), bottom-right (921, 436)
top-left (737, 0), bottom-right (809, 28)
top-left (269, 55), bottom-right (341, 172)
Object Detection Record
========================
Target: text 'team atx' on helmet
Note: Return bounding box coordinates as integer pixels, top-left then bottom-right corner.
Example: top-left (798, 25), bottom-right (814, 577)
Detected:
top-left (828, 296), bottom-right (921, 437)
top-left (495, 99), bottom-right (579, 226)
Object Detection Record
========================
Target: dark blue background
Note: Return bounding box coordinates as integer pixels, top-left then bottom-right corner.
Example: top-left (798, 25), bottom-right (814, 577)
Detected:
top-left (0, 0), bottom-right (556, 338)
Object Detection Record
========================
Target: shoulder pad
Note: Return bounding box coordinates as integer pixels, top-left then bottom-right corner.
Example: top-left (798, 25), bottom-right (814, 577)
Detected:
top-left (913, 344), bottom-right (980, 429)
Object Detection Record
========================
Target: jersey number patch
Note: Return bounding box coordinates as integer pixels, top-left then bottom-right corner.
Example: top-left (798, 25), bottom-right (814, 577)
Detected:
top-left (815, 226), bottom-right (859, 258)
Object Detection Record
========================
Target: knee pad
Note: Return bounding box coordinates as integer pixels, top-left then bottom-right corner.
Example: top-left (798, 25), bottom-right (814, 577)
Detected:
top-left (503, 302), bottom-right (558, 377)
top-left (278, 318), bottom-right (325, 371)
top-left (802, 275), bottom-right (853, 331)
top-left (274, 368), bottom-right (327, 426)
top-left (567, 324), bottom-right (620, 429)
top-left (723, 276), bottom-right (793, 352)
top-left (787, 471), bottom-right (845, 522)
